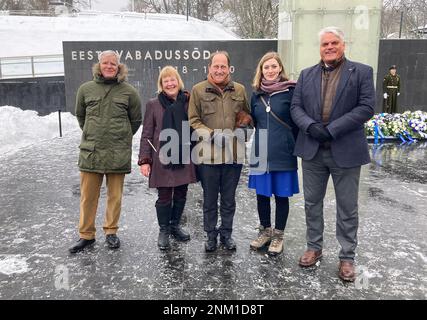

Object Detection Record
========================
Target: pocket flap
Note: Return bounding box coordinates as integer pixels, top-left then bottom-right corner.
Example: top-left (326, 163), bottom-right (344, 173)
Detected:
top-left (84, 97), bottom-right (101, 104)
top-left (113, 97), bottom-right (129, 105)
top-left (79, 140), bottom-right (96, 151)
top-left (231, 95), bottom-right (244, 101)
top-left (201, 96), bottom-right (216, 102)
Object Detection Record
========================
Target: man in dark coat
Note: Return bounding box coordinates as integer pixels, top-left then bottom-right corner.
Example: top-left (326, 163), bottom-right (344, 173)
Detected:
top-left (69, 50), bottom-right (142, 253)
top-left (290, 26), bottom-right (375, 282)
top-left (382, 65), bottom-right (401, 113)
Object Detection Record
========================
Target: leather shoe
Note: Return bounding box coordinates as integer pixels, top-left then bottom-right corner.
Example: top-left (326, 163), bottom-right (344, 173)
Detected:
top-left (298, 249), bottom-right (322, 267)
top-left (220, 237), bottom-right (237, 251)
top-left (205, 237), bottom-right (217, 252)
top-left (338, 260), bottom-right (356, 282)
top-left (106, 234), bottom-right (120, 249)
top-left (69, 238), bottom-right (95, 254)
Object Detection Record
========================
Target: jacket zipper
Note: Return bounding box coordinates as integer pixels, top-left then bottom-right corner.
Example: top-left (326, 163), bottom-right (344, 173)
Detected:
top-left (263, 89), bottom-right (290, 174)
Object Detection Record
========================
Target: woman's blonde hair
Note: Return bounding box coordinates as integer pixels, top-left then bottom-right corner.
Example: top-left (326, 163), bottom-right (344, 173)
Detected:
top-left (252, 52), bottom-right (288, 90)
top-left (157, 66), bottom-right (185, 93)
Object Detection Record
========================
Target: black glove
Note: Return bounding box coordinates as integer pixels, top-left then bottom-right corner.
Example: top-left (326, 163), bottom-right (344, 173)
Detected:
top-left (308, 123), bottom-right (332, 143)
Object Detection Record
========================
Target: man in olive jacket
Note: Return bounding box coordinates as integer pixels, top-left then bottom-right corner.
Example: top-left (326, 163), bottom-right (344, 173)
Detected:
top-left (189, 51), bottom-right (251, 252)
top-left (69, 50), bottom-right (142, 253)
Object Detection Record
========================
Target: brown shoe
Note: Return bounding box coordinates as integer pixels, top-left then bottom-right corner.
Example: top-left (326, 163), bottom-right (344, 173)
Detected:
top-left (267, 229), bottom-right (284, 256)
top-left (250, 226), bottom-right (273, 250)
top-left (298, 249), bottom-right (322, 267)
top-left (338, 261), bottom-right (356, 282)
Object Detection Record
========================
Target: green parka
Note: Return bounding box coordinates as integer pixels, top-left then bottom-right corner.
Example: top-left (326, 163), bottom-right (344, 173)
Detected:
top-left (75, 64), bottom-right (142, 174)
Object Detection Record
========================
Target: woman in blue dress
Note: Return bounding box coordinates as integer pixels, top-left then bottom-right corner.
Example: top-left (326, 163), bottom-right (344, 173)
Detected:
top-left (248, 52), bottom-right (299, 255)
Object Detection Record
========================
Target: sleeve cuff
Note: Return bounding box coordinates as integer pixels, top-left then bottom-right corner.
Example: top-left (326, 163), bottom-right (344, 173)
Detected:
top-left (138, 158), bottom-right (152, 166)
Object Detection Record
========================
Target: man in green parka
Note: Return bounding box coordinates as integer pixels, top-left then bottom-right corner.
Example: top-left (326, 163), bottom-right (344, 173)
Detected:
top-left (382, 65), bottom-right (401, 113)
top-left (69, 50), bottom-right (142, 253)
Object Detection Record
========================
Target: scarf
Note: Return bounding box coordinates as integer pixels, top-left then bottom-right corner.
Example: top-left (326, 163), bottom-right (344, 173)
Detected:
top-left (321, 55), bottom-right (346, 72)
top-left (260, 77), bottom-right (297, 94)
top-left (208, 73), bottom-right (231, 93)
top-left (158, 90), bottom-right (189, 170)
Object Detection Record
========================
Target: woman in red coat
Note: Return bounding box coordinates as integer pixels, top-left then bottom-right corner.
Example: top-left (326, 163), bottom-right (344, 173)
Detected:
top-left (138, 66), bottom-right (197, 250)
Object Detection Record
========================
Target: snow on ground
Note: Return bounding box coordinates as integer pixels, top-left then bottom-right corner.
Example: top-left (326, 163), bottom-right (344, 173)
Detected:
top-left (0, 13), bottom-right (237, 57)
top-left (0, 106), bottom-right (79, 156)
top-left (0, 255), bottom-right (29, 275)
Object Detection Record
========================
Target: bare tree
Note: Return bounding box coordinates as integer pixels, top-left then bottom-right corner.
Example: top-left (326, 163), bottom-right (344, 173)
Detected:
top-left (381, 0), bottom-right (427, 38)
top-left (129, 0), bottom-right (184, 14)
top-left (0, 0), bottom-right (89, 11)
top-left (0, 0), bottom-right (27, 10)
top-left (223, 0), bottom-right (278, 38)
top-left (127, 0), bottom-right (221, 20)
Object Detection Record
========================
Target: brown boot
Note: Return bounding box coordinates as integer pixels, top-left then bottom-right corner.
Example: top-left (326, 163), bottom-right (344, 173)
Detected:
top-left (267, 229), bottom-right (284, 256)
top-left (250, 226), bottom-right (272, 250)
top-left (338, 261), bottom-right (356, 282)
top-left (298, 249), bottom-right (322, 267)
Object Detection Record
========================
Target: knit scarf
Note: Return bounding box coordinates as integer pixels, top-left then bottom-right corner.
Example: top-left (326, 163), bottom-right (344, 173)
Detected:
top-left (260, 77), bottom-right (297, 94)
top-left (158, 90), bottom-right (189, 170)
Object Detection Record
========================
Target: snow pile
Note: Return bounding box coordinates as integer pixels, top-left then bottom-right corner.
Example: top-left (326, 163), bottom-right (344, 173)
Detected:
top-left (0, 106), bottom-right (79, 156)
top-left (0, 255), bottom-right (29, 275)
top-left (0, 13), bottom-right (237, 57)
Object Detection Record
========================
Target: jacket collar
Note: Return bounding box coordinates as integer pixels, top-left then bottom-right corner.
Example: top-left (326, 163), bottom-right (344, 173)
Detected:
top-left (312, 58), bottom-right (356, 112)
top-left (205, 80), bottom-right (235, 95)
top-left (254, 88), bottom-right (291, 97)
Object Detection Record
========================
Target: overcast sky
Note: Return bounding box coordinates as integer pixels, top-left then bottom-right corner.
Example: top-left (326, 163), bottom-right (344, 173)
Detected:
top-left (91, 0), bottom-right (126, 12)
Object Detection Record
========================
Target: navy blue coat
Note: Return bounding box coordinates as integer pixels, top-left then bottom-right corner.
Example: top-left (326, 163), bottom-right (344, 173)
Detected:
top-left (250, 88), bottom-right (299, 173)
top-left (290, 59), bottom-right (375, 168)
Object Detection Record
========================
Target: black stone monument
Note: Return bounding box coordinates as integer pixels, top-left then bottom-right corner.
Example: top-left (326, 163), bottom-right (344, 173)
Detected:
top-left (63, 40), bottom-right (277, 115)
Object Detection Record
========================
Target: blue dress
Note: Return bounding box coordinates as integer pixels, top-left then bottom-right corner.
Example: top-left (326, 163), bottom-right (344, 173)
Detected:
top-left (248, 171), bottom-right (299, 197)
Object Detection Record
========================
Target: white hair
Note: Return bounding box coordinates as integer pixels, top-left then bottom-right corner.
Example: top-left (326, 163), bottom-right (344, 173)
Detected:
top-left (318, 26), bottom-right (345, 43)
top-left (98, 50), bottom-right (121, 64)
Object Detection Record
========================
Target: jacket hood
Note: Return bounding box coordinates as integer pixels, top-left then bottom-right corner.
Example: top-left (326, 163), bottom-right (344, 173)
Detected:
top-left (92, 63), bottom-right (128, 83)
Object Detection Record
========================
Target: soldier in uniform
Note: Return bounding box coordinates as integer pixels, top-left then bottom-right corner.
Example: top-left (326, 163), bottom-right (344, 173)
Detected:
top-left (382, 65), bottom-right (401, 113)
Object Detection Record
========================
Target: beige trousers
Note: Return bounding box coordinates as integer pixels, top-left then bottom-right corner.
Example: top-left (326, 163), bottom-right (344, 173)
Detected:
top-left (78, 172), bottom-right (125, 240)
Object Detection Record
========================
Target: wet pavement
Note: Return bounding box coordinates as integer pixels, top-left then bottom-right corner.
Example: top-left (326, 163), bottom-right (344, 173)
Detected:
top-left (0, 132), bottom-right (426, 300)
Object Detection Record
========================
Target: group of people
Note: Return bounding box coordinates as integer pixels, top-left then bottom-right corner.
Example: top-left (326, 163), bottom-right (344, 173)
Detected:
top-left (68, 26), bottom-right (375, 282)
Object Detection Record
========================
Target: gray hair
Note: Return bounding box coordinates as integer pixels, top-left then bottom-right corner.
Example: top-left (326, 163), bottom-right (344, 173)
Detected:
top-left (98, 50), bottom-right (121, 64)
top-left (318, 26), bottom-right (345, 43)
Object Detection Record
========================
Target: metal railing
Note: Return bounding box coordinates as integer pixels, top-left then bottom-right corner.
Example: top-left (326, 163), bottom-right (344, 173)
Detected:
top-left (0, 54), bottom-right (64, 79)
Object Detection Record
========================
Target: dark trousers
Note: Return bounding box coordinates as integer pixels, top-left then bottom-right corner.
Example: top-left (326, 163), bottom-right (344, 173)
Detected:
top-left (198, 164), bottom-right (243, 238)
top-left (383, 89), bottom-right (398, 113)
top-left (156, 184), bottom-right (188, 206)
top-left (257, 194), bottom-right (289, 231)
top-left (302, 148), bottom-right (361, 261)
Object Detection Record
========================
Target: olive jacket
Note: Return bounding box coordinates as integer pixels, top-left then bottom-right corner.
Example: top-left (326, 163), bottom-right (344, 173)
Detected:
top-left (75, 64), bottom-right (142, 174)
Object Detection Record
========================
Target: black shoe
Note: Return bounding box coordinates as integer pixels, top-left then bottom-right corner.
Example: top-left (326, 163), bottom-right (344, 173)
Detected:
top-left (205, 237), bottom-right (218, 252)
top-left (220, 237), bottom-right (237, 250)
top-left (158, 228), bottom-right (170, 250)
top-left (106, 234), bottom-right (120, 249)
top-left (170, 225), bottom-right (190, 242)
top-left (69, 238), bottom-right (95, 254)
